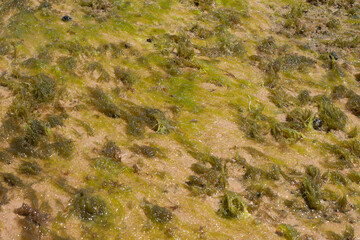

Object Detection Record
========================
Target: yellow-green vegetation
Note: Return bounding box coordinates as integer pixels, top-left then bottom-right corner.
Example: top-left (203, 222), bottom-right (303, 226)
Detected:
top-left (0, 0), bottom-right (359, 239)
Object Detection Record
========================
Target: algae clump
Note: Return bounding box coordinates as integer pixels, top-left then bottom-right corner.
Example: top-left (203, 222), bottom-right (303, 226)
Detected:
top-left (142, 200), bottom-right (173, 224)
top-left (218, 191), bottom-right (248, 218)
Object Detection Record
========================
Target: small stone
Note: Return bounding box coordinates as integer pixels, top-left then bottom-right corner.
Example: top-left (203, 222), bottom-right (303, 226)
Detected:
top-left (62, 15), bottom-right (72, 22)
top-left (355, 73), bottom-right (360, 82)
top-left (313, 118), bottom-right (322, 131)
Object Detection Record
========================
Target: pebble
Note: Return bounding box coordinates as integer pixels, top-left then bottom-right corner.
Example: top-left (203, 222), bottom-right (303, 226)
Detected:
top-left (62, 15), bottom-right (72, 22)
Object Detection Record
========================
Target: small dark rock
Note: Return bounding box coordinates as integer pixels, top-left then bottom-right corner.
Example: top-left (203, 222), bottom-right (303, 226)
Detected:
top-left (329, 52), bottom-right (338, 61)
top-left (313, 118), bottom-right (323, 131)
top-left (62, 15), bottom-right (72, 22)
top-left (355, 73), bottom-right (360, 82)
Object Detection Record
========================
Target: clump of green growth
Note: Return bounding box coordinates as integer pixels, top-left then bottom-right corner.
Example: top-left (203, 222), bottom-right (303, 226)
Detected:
top-left (325, 171), bottom-right (349, 186)
top-left (347, 171), bottom-right (360, 184)
top-left (245, 183), bottom-right (277, 208)
top-left (93, 157), bottom-right (128, 173)
top-left (186, 161), bottom-right (227, 196)
top-left (342, 139), bottom-right (360, 159)
top-left (2, 173), bottom-right (24, 187)
top-left (97, 43), bottom-right (122, 58)
top-left (346, 94), bottom-right (360, 117)
top-left (257, 37), bottom-right (277, 54)
top-left (270, 54), bottom-right (315, 73)
top-left (301, 177), bottom-right (322, 210)
top-left (57, 56), bottom-right (76, 73)
top-left (212, 8), bottom-right (245, 28)
top-left (188, 151), bottom-right (223, 170)
top-left (284, 5), bottom-right (306, 34)
top-left (30, 74), bottom-right (57, 104)
top-left (0, 40), bottom-right (11, 56)
top-left (52, 134), bottom-right (74, 159)
top-left (277, 224), bottom-right (299, 240)
top-left (192, 0), bottom-right (215, 10)
top-left (85, 62), bottom-right (110, 82)
top-left (347, 127), bottom-right (358, 139)
top-left (175, 35), bottom-right (195, 60)
top-left (46, 113), bottom-right (67, 128)
top-left (215, 30), bottom-right (245, 57)
top-left (24, 120), bottom-right (47, 146)
top-left (114, 67), bottom-right (138, 88)
top-left (18, 161), bottom-right (41, 176)
top-left (7, 99), bottom-right (31, 122)
top-left (80, 0), bottom-right (113, 11)
top-left (0, 151), bottom-right (13, 164)
top-left (125, 106), bottom-right (173, 135)
top-left (0, 183), bottom-right (7, 205)
top-left (101, 140), bottom-right (121, 161)
top-left (322, 143), bottom-right (354, 169)
top-left (238, 106), bottom-right (269, 142)
top-left (314, 95), bottom-right (347, 131)
top-left (89, 87), bottom-right (124, 118)
top-left (269, 88), bottom-right (294, 108)
top-left (190, 24), bottom-right (213, 39)
top-left (125, 114), bottom-right (146, 137)
top-left (335, 194), bottom-right (348, 213)
top-left (306, 165), bottom-right (322, 185)
top-left (72, 190), bottom-right (109, 221)
top-left (186, 175), bottom-right (214, 196)
top-left (142, 107), bottom-right (173, 134)
top-left (269, 120), bottom-right (304, 143)
top-left (331, 85), bottom-right (349, 100)
top-left (0, 0), bottom-right (29, 14)
top-left (9, 137), bottom-right (35, 157)
top-left (141, 200), bottom-right (173, 224)
top-left (286, 108), bottom-right (314, 131)
top-left (326, 18), bottom-right (341, 30)
top-left (218, 191), bottom-right (248, 219)
top-left (297, 90), bottom-right (311, 106)
top-left (244, 164), bottom-right (280, 181)
top-left (198, 30), bottom-right (245, 57)
top-left (327, 225), bottom-right (355, 240)
top-left (55, 40), bottom-right (90, 57)
top-left (301, 165), bottom-right (322, 210)
top-left (327, 59), bottom-right (345, 82)
top-left (74, 118), bottom-right (94, 136)
top-left (333, 36), bottom-right (360, 49)
top-left (21, 58), bottom-right (42, 69)
top-left (129, 144), bottom-right (164, 158)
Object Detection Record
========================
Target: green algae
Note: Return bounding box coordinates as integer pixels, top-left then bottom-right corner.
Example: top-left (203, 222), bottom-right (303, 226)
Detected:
top-left (72, 190), bottom-right (109, 221)
top-left (0, 0), bottom-right (359, 238)
top-left (316, 96), bottom-right (347, 131)
top-left (327, 225), bottom-right (355, 240)
top-left (52, 134), bottom-right (75, 159)
top-left (18, 161), bottom-right (41, 176)
top-left (142, 200), bottom-right (173, 224)
top-left (218, 191), bottom-right (248, 219)
top-left (2, 172), bottom-right (24, 187)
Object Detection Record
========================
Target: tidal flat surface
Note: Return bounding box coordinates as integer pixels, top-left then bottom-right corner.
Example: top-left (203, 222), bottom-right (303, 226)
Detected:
top-left (0, 0), bottom-right (359, 239)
